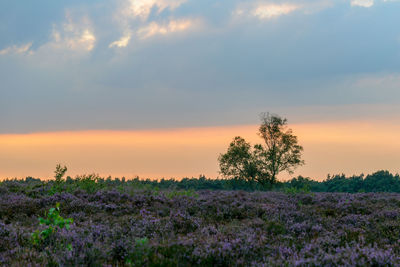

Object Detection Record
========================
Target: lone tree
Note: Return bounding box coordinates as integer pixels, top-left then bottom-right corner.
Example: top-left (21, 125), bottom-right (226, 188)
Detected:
top-left (218, 113), bottom-right (304, 185)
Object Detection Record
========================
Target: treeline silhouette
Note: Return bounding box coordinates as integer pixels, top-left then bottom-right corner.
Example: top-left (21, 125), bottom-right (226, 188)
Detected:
top-left (156, 170), bottom-right (400, 193)
top-left (286, 170), bottom-right (400, 193)
top-left (3, 170), bottom-right (400, 193)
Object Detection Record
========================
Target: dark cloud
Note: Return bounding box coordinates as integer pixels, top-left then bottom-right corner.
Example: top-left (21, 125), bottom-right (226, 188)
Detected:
top-left (1, 0), bottom-right (400, 133)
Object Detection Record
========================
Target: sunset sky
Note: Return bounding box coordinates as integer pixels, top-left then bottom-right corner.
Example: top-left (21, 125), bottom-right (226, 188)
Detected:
top-left (1, 0), bottom-right (400, 180)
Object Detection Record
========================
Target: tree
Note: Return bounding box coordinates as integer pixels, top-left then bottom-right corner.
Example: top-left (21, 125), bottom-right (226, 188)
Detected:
top-left (54, 164), bottom-right (67, 183)
top-left (218, 113), bottom-right (304, 185)
top-left (218, 136), bottom-right (259, 182)
top-left (257, 113), bottom-right (304, 182)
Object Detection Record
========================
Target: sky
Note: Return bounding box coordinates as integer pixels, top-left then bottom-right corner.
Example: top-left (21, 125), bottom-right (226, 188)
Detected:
top-left (1, 0), bottom-right (400, 180)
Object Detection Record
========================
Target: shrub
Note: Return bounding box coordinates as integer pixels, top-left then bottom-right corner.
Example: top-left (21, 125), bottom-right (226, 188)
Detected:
top-left (31, 203), bottom-right (73, 246)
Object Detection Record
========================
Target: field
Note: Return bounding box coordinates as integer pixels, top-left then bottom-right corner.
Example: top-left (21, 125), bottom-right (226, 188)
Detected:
top-left (1, 179), bottom-right (400, 266)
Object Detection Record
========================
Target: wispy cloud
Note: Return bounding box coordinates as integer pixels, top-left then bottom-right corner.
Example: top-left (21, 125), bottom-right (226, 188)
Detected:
top-left (351, 0), bottom-right (374, 7)
top-left (234, 2), bottom-right (301, 20)
top-left (123, 0), bottom-right (187, 21)
top-left (109, 0), bottom-right (188, 48)
top-left (137, 18), bottom-right (196, 39)
top-left (47, 12), bottom-right (96, 52)
top-left (0, 42), bottom-right (32, 56)
top-left (252, 3), bottom-right (300, 19)
top-left (109, 32), bottom-right (132, 48)
top-left (353, 73), bottom-right (400, 92)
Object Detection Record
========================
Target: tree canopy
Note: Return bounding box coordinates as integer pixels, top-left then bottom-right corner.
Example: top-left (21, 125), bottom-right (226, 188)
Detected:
top-left (218, 113), bottom-right (304, 184)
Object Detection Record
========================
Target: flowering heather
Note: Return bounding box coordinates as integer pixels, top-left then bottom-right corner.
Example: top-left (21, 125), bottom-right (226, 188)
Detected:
top-left (1, 182), bottom-right (400, 266)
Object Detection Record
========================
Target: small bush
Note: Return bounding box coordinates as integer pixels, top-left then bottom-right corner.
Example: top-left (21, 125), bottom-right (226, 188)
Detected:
top-left (31, 203), bottom-right (73, 247)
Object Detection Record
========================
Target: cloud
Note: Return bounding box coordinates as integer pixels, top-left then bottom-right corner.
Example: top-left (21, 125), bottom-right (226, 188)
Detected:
top-left (353, 73), bottom-right (400, 94)
top-left (46, 12), bottom-right (96, 52)
top-left (110, 0), bottom-right (189, 48)
top-left (109, 32), bottom-right (132, 48)
top-left (233, 1), bottom-right (340, 20)
top-left (233, 2), bottom-right (301, 20)
top-left (123, 0), bottom-right (187, 21)
top-left (137, 18), bottom-right (196, 39)
top-left (351, 0), bottom-right (374, 7)
top-left (252, 3), bottom-right (300, 19)
top-left (0, 42), bottom-right (32, 56)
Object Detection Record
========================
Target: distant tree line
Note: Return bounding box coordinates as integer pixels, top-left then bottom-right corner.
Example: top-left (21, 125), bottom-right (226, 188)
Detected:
top-left (285, 170), bottom-right (400, 193)
top-left (2, 170), bottom-right (400, 194)
top-left (154, 171), bottom-right (400, 193)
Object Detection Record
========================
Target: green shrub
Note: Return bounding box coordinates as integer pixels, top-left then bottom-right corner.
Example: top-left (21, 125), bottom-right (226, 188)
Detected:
top-left (74, 174), bottom-right (105, 193)
top-left (125, 237), bottom-right (150, 266)
top-left (165, 189), bottom-right (198, 199)
top-left (31, 203), bottom-right (73, 246)
top-left (283, 185), bottom-right (311, 195)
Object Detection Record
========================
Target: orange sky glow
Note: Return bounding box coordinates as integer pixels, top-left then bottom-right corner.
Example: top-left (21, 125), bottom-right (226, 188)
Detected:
top-left (1, 120), bottom-right (399, 181)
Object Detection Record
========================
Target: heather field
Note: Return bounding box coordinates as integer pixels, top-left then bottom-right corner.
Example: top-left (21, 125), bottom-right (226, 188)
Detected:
top-left (1, 179), bottom-right (400, 266)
